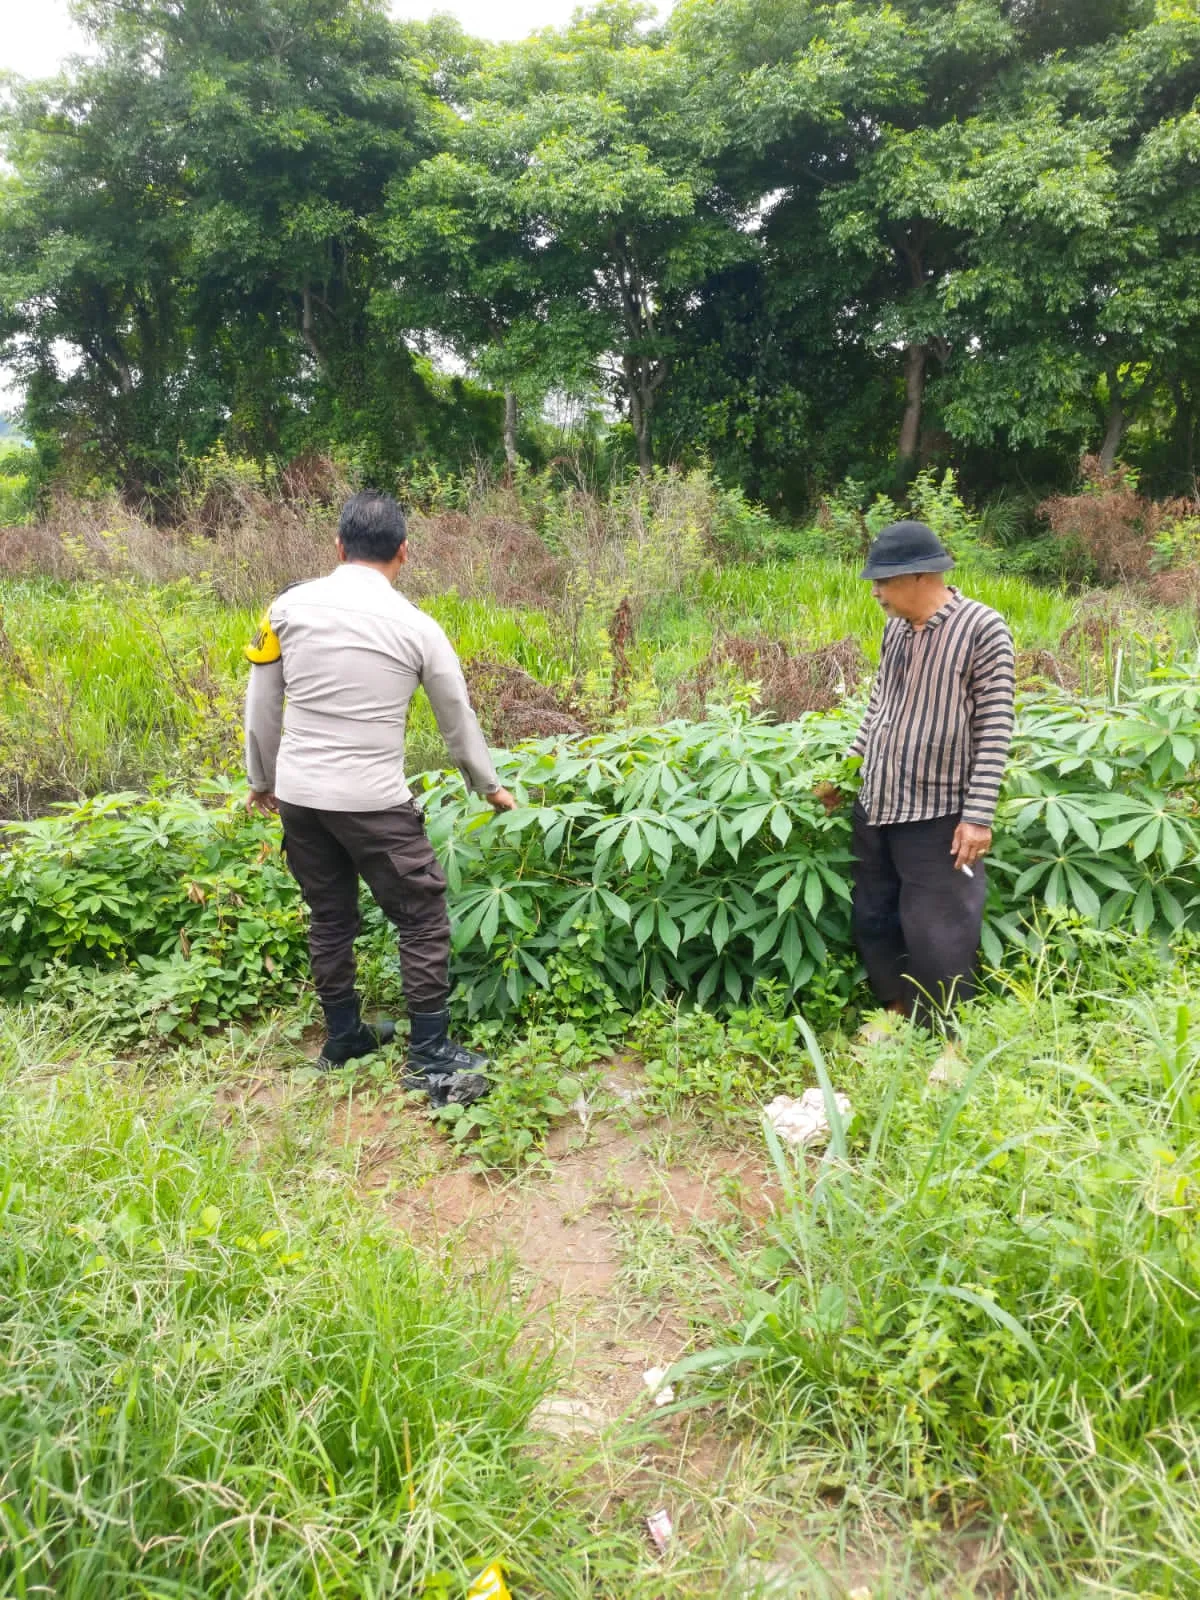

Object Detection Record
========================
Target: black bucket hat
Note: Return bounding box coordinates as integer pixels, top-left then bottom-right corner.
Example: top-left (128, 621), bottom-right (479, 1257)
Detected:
top-left (860, 520), bottom-right (954, 580)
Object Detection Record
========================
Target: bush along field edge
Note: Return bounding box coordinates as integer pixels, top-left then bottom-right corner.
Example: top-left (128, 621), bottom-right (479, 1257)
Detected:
top-left (3, 671), bottom-right (1199, 1046)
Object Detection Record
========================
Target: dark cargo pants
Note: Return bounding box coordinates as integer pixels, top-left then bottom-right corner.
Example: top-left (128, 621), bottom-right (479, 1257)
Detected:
top-left (277, 800), bottom-right (451, 1011)
top-left (851, 804), bottom-right (987, 1026)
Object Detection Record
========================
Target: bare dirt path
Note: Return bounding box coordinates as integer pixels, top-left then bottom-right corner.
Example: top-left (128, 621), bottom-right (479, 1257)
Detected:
top-left (214, 1051), bottom-right (1006, 1597)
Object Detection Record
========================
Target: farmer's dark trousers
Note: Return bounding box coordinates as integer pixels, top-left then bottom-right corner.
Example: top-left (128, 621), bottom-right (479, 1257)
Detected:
top-left (277, 800), bottom-right (451, 1011)
top-left (851, 805), bottom-right (987, 1026)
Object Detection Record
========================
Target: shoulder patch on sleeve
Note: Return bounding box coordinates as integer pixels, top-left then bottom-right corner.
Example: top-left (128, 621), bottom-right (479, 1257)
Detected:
top-left (245, 610), bottom-right (282, 665)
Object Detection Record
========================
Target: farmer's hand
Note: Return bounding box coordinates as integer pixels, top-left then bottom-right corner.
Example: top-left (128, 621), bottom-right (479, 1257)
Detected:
top-left (486, 786), bottom-right (517, 813)
top-left (951, 821), bottom-right (991, 871)
top-left (814, 781), bottom-right (845, 815)
top-left (246, 789), bottom-right (278, 817)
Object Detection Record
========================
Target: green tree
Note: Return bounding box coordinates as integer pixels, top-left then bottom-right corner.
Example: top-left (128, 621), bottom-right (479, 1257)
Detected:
top-left (380, 141), bottom-right (598, 473)
top-left (926, 4), bottom-right (1200, 483)
top-left (0, 0), bottom-right (486, 495)
top-left (156, 0), bottom-right (433, 468)
top-left (666, 0), bottom-right (1197, 498)
top-left (0, 51), bottom-right (201, 493)
top-left (398, 2), bottom-right (747, 474)
top-left (670, 0), bottom-right (1018, 485)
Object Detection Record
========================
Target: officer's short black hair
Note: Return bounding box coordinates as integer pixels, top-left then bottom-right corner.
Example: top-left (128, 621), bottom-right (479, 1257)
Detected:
top-left (338, 491), bottom-right (407, 562)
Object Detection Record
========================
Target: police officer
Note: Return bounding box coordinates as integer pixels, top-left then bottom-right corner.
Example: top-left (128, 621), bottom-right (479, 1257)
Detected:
top-left (243, 490), bottom-right (515, 1103)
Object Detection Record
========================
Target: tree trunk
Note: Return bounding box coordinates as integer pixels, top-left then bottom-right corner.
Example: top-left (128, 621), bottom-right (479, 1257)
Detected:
top-left (299, 284), bottom-right (327, 372)
top-left (613, 241), bottom-right (658, 476)
top-left (1099, 369), bottom-right (1124, 474)
top-left (897, 341), bottom-right (927, 472)
top-left (503, 388), bottom-right (519, 478)
top-left (625, 354), bottom-right (653, 475)
top-left (1170, 376), bottom-right (1196, 491)
top-left (633, 396), bottom-right (653, 476)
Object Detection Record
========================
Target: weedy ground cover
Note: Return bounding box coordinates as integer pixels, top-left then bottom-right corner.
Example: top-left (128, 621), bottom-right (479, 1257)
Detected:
top-left (0, 1016), bottom-right (570, 1597)
top-left (4, 945), bottom-right (1200, 1596)
top-left (668, 956), bottom-right (1200, 1596)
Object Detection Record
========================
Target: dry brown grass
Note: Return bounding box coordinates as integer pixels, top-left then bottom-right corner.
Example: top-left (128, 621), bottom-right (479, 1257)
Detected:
top-left (0, 474), bottom-right (568, 612)
top-left (0, 487), bottom-right (338, 604)
top-left (1039, 456), bottom-right (1198, 586)
top-left (402, 513), bottom-right (564, 608)
top-left (1014, 648), bottom-right (1080, 692)
top-left (463, 659), bottom-right (589, 746)
top-left (1060, 589), bottom-right (1173, 656)
top-left (1145, 565), bottom-right (1200, 613)
top-left (677, 634), bottom-right (867, 722)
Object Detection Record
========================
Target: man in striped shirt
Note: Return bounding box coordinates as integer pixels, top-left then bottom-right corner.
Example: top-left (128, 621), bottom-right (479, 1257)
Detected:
top-left (835, 520), bottom-right (1015, 1027)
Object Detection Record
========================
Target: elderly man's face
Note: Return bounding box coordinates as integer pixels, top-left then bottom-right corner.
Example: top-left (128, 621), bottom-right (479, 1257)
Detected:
top-left (871, 573), bottom-right (927, 619)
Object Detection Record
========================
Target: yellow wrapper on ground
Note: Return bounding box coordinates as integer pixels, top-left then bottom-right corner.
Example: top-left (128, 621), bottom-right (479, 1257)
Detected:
top-left (466, 1562), bottom-right (511, 1600)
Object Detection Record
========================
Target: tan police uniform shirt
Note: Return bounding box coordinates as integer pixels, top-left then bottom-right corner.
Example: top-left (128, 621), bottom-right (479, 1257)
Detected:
top-left (244, 563), bottom-right (500, 810)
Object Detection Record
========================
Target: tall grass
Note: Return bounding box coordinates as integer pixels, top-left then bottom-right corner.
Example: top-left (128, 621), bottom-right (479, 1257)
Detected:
top-left (678, 967), bottom-right (1200, 1594)
top-left (3, 548), bottom-right (1197, 813)
top-left (693, 560), bottom-right (1079, 657)
top-left (0, 579), bottom-right (566, 811)
top-left (0, 578), bottom-right (250, 811)
top-left (0, 1018), bottom-right (564, 1598)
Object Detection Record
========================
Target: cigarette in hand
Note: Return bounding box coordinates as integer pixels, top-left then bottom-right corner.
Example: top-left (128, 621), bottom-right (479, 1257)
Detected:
top-left (960, 863), bottom-right (975, 878)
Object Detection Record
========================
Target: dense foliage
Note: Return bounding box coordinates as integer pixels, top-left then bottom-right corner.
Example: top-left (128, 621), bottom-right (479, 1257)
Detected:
top-left (0, 1044), bottom-right (567, 1595)
top-left (2, 0), bottom-right (1198, 505)
top-left (5, 670), bottom-right (1200, 1038)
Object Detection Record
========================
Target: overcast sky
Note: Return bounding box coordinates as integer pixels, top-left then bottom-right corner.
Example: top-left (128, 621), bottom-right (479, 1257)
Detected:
top-left (1, 0), bottom-right (659, 78)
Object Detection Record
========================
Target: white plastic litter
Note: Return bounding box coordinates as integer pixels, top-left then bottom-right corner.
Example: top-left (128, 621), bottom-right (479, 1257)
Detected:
top-left (646, 1508), bottom-right (673, 1552)
top-left (642, 1366), bottom-right (676, 1405)
top-left (764, 1088), bottom-right (852, 1150)
top-left (570, 1091), bottom-right (592, 1128)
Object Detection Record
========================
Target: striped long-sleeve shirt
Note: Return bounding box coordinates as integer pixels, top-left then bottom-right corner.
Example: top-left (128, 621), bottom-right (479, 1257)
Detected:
top-left (850, 589), bottom-right (1015, 827)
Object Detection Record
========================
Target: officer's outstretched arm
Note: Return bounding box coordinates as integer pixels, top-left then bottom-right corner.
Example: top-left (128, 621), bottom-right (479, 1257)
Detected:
top-left (245, 659), bottom-right (283, 795)
top-left (421, 625), bottom-right (503, 798)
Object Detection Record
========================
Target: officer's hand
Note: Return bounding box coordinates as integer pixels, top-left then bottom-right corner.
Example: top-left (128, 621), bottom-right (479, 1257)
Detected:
top-left (247, 789), bottom-right (278, 817)
top-left (951, 821), bottom-right (991, 871)
top-left (814, 781), bottom-right (845, 815)
top-left (486, 786), bottom-right (517, 813)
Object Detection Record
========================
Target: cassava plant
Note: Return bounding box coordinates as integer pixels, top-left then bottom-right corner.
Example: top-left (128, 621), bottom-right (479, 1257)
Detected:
top-left (4, 677), bottom-right (1200, 1039)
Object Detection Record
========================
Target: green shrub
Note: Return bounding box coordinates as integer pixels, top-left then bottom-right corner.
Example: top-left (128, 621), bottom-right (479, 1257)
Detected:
top-left (422, 705), bottom-right (861, 1021)
top-left (0, 787), bottom-right (307, 1038)
top-left (0, 468), bottom-right (33, 525)
top-left (423, 676), bottom-right (1200, 1019)
top-left (709, 483), bottom-right (795, 560)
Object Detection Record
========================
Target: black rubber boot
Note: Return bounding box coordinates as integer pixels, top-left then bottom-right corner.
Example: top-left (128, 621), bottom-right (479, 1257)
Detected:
top-left (404, 1008), bottom-right (491, 1106)
top-left (317, 992), bottom-right (396, 1069)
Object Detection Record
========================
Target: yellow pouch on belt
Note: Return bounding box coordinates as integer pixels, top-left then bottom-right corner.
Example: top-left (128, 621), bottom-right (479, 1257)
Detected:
top-left (466, 1563), bottom-right (511, 1600)
top-left (244, 611), bottom-right (281, 665)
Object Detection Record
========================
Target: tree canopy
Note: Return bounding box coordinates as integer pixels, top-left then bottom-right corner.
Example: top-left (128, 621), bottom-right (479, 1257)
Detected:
top-left (1, 0), bottom-right (1197, 506)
